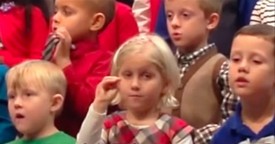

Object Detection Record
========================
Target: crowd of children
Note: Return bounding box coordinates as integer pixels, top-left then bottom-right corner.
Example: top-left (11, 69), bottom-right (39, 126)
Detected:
top-left (0, 0), bottom-right (274, 143)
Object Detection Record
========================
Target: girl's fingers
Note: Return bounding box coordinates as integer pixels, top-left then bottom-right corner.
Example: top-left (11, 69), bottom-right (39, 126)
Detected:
top-left (101, 76), bottom-right (120, 91)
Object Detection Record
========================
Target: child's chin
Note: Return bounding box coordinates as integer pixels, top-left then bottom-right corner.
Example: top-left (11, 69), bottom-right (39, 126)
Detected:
top-left (15, 127), bottom-right (29, 135)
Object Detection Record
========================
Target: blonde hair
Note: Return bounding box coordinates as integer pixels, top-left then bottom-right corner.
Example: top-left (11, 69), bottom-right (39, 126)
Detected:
top-left (6, 60), bottom-right (67, 97)
top-left (111, 33), bottom-right (180, 108)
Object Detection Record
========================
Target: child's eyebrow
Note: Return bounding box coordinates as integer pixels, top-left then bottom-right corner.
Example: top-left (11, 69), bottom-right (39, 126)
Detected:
top-left (250, 52), bottom-right (267, 60)
top-left (230, 51), bottom-right (240, 55)
top-left (179, 8), bottom-right (195, 14)
top-left (62, 5), bottom-right (71, 10)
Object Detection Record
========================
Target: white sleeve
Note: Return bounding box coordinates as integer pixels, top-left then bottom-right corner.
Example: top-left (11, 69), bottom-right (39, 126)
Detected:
top-left (76, 104), bottom-right (107, 144)
top-left (172, 134), bottom-right (194, 144)
top-left (132, 0), bottom-right (151, 33)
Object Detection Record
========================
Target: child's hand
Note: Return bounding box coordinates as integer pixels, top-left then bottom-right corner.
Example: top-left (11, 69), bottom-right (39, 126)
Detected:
top-left (52, 27), bottom-right (72, 69)
top-left (93, 76), bottom-right (120, 113)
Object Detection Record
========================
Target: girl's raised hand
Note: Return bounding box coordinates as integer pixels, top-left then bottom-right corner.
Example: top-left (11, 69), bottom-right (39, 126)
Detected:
top-left (93, 76), bottom-right (120, 113)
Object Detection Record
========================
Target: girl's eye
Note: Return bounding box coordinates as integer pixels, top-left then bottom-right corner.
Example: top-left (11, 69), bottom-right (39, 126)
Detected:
top-left (122, 71), bottom-right (132, 78)
top-left (141, 72), bottom-right (153, 80)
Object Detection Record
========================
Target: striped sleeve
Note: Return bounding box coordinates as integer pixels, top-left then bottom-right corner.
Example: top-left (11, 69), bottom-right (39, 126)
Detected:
top-left (250, 0), bottom-right (275, 27)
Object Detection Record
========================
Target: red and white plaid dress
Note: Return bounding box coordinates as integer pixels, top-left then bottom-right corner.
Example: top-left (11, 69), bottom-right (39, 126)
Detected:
top-left (100, 111), bottom-right (193, 144)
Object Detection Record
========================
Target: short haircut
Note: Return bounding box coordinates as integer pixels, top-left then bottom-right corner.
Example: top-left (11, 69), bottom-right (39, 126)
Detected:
top-left (6, 60), bottom-right (67, 97)
top-left (197, 0), bottom-right (222, 16)
top-left (234, 24), bottom-right (275, 55)
top-left (89, 0), bottom-right (115, 29)
top-left (111, 33), bottom-right (180, 108)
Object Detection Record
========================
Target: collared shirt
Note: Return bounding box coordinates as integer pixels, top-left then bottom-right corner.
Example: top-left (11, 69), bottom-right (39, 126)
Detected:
top-left (212, 103), bottom-right (275, 144)
top-left (176, 43), bottom-right (215, 78)
top-left (176, 43), bottom-right (239, 144)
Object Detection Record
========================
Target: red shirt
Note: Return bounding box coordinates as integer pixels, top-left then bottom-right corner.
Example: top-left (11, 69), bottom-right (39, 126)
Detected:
top-left (56, 2), bottom-right (137, 136)
top-left (0, 6), bottom-right (49, 67)
top-left (149, 0), bottom-right (161, 31)
top-left (99, 2), bottom-right (138, 52)
top-left (56, 39), bottom-right (112, 137)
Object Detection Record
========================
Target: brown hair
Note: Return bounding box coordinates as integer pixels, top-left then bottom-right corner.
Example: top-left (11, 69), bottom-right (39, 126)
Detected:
top-left (235, 24), bottom-right (275, 54)
top-left (89, 0), bottom-right (115, 30)
top-left (197, 0), bottom-right (222, 17)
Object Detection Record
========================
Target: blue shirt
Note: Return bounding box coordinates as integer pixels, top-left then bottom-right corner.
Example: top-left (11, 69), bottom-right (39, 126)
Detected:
top-left (0, 65), bottom-right (17, 143)
top-left (212, 103), bottom-right (275, 144)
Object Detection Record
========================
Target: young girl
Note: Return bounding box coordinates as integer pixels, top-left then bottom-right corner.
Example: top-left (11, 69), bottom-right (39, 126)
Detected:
top-left (0, 0), bottom-right (50, 67)
top-left (77, 34), bottom-right (194, 144)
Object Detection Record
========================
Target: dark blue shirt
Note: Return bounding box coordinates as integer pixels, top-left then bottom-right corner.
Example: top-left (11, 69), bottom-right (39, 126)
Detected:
top-left (212, 103), bottom-right (275, 144)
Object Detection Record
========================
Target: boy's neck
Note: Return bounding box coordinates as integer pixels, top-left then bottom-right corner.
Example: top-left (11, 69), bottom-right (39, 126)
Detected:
top-left (23, 119), bottom-right (58, 140)
top-left (178, 39), bottom-right (208, 55)
top-left (126, 108), bottom-right (160, 126)
top-left (241, 94), bottom-right (275, 133)
top-left (73, 34), bottom-right (97, 44)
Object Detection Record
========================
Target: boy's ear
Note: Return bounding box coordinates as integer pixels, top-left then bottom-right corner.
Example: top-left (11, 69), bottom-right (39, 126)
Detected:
top-left (90, 13), bottom-right (106, 32)
top-left (206, 13), bottom-right (220, 31)
top-left (50, 94), bottom-right (64, 113)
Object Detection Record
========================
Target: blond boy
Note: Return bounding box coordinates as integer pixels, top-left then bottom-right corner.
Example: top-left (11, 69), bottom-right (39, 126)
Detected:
top-left (6, 60), bottom-right (75, 143)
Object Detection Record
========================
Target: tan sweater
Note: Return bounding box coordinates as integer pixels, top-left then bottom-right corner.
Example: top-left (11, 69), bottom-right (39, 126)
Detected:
top-left (172, 48), bottom-right (226, 128)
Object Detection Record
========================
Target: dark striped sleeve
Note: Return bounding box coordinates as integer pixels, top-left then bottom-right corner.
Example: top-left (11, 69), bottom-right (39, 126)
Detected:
top-left (250, 0), bottom-right (275, 27)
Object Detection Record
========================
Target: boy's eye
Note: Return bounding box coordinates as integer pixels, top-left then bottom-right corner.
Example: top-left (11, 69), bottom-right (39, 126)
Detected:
top-left (54, 9), bottom-right (57, 14)
top-left (62, 7), bottom-right (73, 16)
top-left (7, 91), bottom-right (16, 99)
top-left (230, 57), bottom-right (240, 63)
top-left (63, 10), bottom-right (72, 16)
top-left (166, 12), bottom-right (173, 20)
top-left (181, 12), bottom-right (189, 17)
top-left (25, 92), bottom-right (33, 97)
top-left (230, 54), bottom-right (241, 63)
top-left (8, 94), bottom-right (15, 100)
top-left (252, 59), bottom-right (262, 64)
top-left (22, 90), bottom-right (36, 97)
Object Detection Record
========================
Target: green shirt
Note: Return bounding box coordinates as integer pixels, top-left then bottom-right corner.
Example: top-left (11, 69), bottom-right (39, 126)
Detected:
top-left (7, 132), bottom-right (76, 144)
